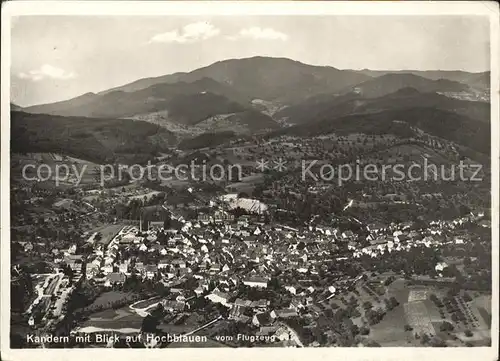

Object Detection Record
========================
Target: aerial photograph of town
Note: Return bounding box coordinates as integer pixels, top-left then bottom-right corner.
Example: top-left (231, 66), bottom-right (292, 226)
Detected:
top-left (3, 8), bottom-right (496, 352)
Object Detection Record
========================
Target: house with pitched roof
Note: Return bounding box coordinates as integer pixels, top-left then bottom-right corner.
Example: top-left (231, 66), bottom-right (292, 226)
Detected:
top-left (205, 289), bottom-right (231, 307)
top-left (252, 312), bottom-right (274, 327)
top-left (243, 276), bottom-right (268, 288)
top-left (271, 308), bottom-right (298, 319)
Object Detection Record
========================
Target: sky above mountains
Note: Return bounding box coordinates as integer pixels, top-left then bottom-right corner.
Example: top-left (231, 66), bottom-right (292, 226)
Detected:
top-left (11, 15), bottom-right (490, 106)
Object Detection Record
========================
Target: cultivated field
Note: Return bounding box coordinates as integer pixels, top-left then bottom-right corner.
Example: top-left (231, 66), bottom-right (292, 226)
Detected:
top-left (11, 152), bottom-right (101, 186)
top-left (404, 301), bottom-right (436, 336)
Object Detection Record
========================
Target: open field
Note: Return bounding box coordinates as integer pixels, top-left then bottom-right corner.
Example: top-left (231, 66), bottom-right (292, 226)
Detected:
top-left (74, 326), bottom-right (141, 334)
top-left (364, 278), bottom-right (416, 346)
top-left (369, 304), bottom-right (418, 346)
top-left (87, 308), bottom-right (118, 320)
top-left (386, 278), bottom-right (411, 303)
top-left (477, 307), bottom-right (491, 328)
top-left (225, 173), bottom-right (264, 194)
top-left (79, 306), bottom-right (144, 331)
top-left (404, 301), bottom-right (436, 336)
top-left (473, 295), bottom-right (491, 322)
top-left (157, 323), bottom-right (193, 334)
top-left (225, 182), bottom-right (256, 195)
top-left (91, 224), bottom-right (123, 245)
top-left (218, 149), bottom-right (258, 167)
top-left (89, 291), bottom-right (136, 309)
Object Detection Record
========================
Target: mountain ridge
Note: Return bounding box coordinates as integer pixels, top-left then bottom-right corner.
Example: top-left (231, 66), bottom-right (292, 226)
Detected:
top-left (23, 77), bottom-right (252, 121)
top-left (274, 106), bottom-right (489, 155)
top-left (19, 56), bottom-right (490, 110)
top-left (10, 110), bottom-right (176, 164)
top-left (342, 73), bottom-right (472, 98)
top-left (276, 86), bottom-right (490, 125)
top-left (353, 69), bottom-right (490, 90)
top-left (21, 56), bottom-right (373, 117)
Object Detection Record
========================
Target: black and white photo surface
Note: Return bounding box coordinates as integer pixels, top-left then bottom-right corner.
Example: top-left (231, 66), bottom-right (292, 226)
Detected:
top-left (1, 2), bottom-right (498, 361)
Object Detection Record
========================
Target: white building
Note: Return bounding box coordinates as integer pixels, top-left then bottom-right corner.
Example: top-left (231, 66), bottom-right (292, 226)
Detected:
top-left (243, 277), bottom-right (268, 288)
top-left (205, 289), bottom-right (231, 307)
